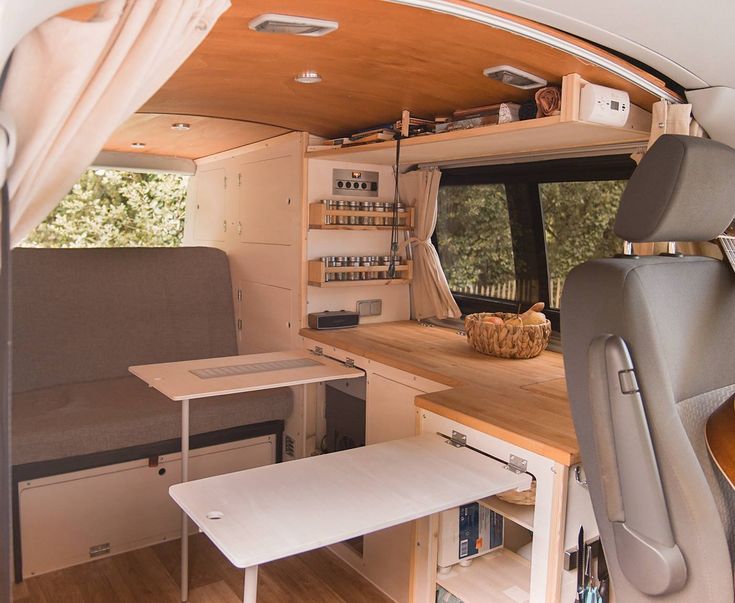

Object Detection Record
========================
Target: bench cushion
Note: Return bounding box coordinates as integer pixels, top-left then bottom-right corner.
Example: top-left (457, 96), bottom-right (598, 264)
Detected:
top-left (12, 247), bottom-right (238, 393)
top-left (12, 376), bottom-right (292, 466)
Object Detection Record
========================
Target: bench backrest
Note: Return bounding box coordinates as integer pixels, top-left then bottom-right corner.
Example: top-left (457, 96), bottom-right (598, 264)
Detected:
top-left (12, 247), bottom-right (238, 393)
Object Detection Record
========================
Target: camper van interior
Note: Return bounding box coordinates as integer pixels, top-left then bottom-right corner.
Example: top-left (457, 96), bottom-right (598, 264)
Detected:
top-left (0, 1), bottom-right (734, 602)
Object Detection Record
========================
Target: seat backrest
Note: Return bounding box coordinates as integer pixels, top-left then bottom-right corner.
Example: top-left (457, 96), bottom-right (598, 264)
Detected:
top-left (12, 246), bottom-right (238, 392)
top-left (562, 135), bottom-right (735, 602)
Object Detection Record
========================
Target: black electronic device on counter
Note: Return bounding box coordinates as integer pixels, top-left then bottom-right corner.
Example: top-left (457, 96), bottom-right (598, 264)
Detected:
top-left (308, 310), bottom-right (360, 330)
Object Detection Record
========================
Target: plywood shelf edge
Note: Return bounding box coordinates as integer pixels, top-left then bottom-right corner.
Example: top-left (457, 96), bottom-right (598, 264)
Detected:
top-left (436, 548), bottom-right (531, 603)
top-left (479, 496), bottom-right (535, 532)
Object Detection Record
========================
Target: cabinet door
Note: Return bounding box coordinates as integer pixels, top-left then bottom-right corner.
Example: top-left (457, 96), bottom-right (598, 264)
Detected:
top-left (193, 168), bottom-right (226, 242)
top-left (238, 155), bottom-right (298, 246)
top-left (240, 281), bottom-right (292, 354)
top-left (362, 373), bottom-right (425, 603)
top-left (367, 373), bottom-right (423, 445)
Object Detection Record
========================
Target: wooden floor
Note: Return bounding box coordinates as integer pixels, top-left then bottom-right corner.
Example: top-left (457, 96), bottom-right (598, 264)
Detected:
top-left (12, 535), bottom-right (393, 603)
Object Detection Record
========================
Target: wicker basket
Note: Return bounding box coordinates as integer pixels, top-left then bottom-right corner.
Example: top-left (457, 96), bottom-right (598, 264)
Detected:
top-left (497, 480), bottom-right (537, 506)
top-left (465, 312), bottom-right (551, 359)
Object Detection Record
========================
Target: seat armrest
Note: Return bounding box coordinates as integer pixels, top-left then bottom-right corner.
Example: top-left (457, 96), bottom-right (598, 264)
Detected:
top-left (587, 335), bottom-right (687, 595)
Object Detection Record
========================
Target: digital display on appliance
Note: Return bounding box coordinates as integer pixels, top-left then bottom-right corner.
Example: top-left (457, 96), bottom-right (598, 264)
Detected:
top-left (610, 100), bottom-right (620, 111)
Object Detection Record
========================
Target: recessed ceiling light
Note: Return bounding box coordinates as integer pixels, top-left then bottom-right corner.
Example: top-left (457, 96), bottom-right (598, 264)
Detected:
top-left (249, 13), bottom-right (338, 37)
top-left (294, 71), bottom-right (322, 84)
top-left (483, 65), bottom-right (547, 89)
top-left (130, 142), bottom-right (146, 149)
top-left (171, 122), bottom-right (191, 131)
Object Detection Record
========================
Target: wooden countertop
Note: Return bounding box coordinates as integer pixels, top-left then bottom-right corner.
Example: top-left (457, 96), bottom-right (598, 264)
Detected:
top-left (300, 321), bottom-right (579, 466)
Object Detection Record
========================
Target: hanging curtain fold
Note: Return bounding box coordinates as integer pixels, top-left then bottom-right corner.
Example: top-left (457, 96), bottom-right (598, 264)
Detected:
top-left (0, 0), bottom-right (230, 247)
top-left (399, 168), bottom-right (461, 321)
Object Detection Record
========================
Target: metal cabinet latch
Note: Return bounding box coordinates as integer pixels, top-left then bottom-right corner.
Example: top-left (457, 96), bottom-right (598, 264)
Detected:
top-left (344, 358), bottom-right (355, 368)
top-left (312, 346), bottom-right (324, 356)
top-left (505, 454), bottom-right (528, 474)
top-left (574, 465), bottom-right (588, 488)
top-left (446, 430), bottom-right (467, 448)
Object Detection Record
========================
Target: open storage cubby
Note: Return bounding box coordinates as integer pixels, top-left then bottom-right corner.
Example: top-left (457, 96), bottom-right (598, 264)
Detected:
top-left (309, 202), bottom-right (415, 231)
top-left (308, 259), bottom-right (413, 288)
top-left (436, 500), bottom-right (535, 603)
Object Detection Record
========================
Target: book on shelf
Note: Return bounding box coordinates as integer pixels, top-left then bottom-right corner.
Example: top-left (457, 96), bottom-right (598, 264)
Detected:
top-left (395, 116), bottom-right (435, 136)
top-left (342, 129), bottom-right (396, 146)
top-left (436, 102), bottom-right (521, 133)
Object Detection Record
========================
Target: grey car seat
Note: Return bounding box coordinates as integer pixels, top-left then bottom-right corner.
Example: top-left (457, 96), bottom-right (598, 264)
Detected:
top-left (562, 135), bottom-right (735, 602)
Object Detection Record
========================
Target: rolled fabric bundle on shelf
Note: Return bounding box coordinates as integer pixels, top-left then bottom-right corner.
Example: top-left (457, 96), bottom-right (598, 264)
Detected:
top-left (518, 99), bottom-right (537, 120)
top-left (535, 86), bottom-right (562, 117)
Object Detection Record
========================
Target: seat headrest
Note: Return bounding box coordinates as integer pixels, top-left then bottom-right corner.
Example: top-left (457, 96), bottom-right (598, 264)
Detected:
top-left (615, 135), bottom-right (735, 242)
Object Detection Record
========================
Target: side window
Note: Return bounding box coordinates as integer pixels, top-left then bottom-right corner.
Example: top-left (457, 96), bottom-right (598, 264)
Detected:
top-left (436, 184), bottom-right (518, 301)
top-left (539, 180), bottom-right (625, 308)
top-left (434, 156), bottom-right (634, 331)
top-left (21, 169), bottom-right (189, 248)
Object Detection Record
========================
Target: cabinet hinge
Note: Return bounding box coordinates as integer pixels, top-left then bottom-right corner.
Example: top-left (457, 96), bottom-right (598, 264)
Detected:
top-left (224, 176), bottom-right (227, 189)
top-left (446, 430), bottom-right (467, 448)
top-left (237, 289), bottom-right (243, 301)
top-left (504, 454), bottom-right (528, 474)
top-left (344, 357), bottom-right (355, 368)
top-left (237, 221), bottom-right (242, 235)
top-left (312, 346), bottom-right (324, 356)
top-left (89, 543), bottom-right (110, 558)
top-left (238, 173), bottom-right (242, 188)
top-left (237, 319), bottom-right (243, 331)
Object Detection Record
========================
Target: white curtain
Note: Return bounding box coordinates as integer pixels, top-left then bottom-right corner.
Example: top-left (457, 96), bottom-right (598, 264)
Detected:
top-left (0, 0), bottom-right (230, 247)
top-left (399, 168), bottom-right (461, 320)
top-left (647, 100), bottom-right (704, 149)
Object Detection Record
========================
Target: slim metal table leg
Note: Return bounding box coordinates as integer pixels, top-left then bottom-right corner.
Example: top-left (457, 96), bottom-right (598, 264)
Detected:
top-left (181, 398), bottom-right (190, 602)
top-left (243, 565), bottom-right (259, 603)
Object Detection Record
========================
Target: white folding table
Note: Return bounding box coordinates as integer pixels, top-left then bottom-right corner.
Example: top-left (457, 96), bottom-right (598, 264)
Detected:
top-left (169, 432), bottom-right (531, 603)
top-left (129, 350), bottom-right (364, 602)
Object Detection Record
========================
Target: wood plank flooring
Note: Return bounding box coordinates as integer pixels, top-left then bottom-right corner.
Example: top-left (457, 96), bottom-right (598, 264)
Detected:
top-left (13, 535), bottom-right (393, 603)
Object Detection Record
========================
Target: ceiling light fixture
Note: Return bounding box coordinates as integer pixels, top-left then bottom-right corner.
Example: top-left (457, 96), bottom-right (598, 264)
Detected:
top-left (171, 122), bottom-right (191, 131)
top-left (294, 71), bottom-right (322, 84)
top-left (249, 14), bottom-right (338, 37)
top-left (130, 142), bottom-right (146, 149)
top-left (482, 65), bottom-right (547, 89)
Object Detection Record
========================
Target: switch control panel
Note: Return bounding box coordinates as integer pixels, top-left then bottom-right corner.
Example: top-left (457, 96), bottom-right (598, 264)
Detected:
top-left (332, 169), bottom-right (379, 197)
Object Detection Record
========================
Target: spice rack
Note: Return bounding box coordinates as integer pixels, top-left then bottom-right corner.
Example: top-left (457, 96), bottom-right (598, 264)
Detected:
top-left (308, 259), bottom-right (413, 288)
top-left (309, 200), bottom-right (414, 231)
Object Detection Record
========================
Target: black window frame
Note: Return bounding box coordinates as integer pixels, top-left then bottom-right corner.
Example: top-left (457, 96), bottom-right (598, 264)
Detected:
top-left (435, 154), bottom-right (636, 332)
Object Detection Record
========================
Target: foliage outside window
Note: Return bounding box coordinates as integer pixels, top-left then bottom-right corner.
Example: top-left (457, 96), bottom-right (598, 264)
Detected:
top-left (434, 156), bottom-right (634, 329)
top-left (436, 183), bottom-right (515, 295)
top-left (540, 180), bottom-right (625, 297)
top-left (21, 169), bottom-right (188, 248)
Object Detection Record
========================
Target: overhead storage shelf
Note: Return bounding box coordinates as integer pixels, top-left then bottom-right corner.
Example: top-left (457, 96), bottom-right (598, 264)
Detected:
top-left (306, 74), bottom-right (651, 166)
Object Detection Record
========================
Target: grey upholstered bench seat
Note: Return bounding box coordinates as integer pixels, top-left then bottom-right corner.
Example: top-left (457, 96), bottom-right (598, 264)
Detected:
top-left (12, 376), bottom-right (293, 466)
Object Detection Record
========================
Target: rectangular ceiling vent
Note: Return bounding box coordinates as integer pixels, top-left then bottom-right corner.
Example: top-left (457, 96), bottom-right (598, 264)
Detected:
top-left (483, 65), bottom-right (547, 89)
top-left (249, 14), bottom-right (338, 37)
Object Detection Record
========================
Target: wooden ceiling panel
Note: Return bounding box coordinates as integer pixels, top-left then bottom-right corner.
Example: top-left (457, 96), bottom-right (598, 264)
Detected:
top-left (103, 114), bottom-right (289, 159)
top-left (141, 0), bottom-right (673, 138)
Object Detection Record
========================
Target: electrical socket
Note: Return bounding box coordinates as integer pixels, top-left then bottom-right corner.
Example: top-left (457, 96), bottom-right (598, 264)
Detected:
top-left (356, 299), bottom-right (382, 317)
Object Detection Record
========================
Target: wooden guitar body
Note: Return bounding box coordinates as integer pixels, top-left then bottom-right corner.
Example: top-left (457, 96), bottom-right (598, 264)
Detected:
top-left (706, 394), bottom-right (735, 490)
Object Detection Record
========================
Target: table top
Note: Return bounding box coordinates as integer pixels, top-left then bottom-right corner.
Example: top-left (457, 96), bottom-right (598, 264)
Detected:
top-left (170, 433), bottom-right (530, 569)
top-left (130, 350), bottom-right (363, 401)
top-left (301, 321), bottom-right (578, 466)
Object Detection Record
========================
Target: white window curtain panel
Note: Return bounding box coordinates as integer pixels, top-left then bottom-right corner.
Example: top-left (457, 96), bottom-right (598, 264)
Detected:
top-left (0, 0), bottom-right (230, 247)
top-left (399, 168), bottom-right (461, 320)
